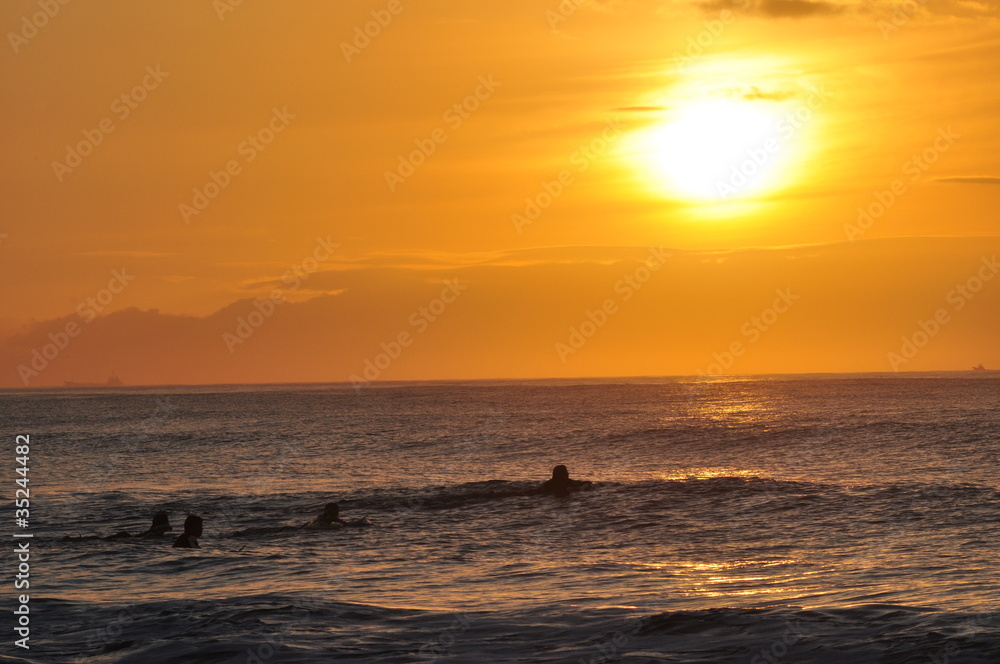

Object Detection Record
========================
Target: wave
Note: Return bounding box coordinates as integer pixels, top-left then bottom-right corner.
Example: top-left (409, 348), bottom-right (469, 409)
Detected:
top-left (20, 595), bottom-right (1000, 664)
top-left (342, 479), bottom-right (548, 511)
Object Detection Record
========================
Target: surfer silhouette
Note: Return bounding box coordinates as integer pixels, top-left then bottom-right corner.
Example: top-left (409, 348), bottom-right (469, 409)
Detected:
top-left (541, 465), bottom-right (592, 495)
top-left (173, 515), bottom-right (203, 548)
top-left (142, 511), bottom-right (173, 537)
top-left (105, 510), bottom-right (173, 539)
top-left (302, 502), bottom-right (347, 530)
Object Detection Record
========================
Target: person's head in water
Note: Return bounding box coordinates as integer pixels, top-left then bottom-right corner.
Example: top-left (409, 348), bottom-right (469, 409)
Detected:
top-left (148, 511), bottom-right (172, 536)
top-left (542, 464), bottom-right (591, 494)
top-left (173, 514), bottom-right (203, 548)
top-left (183, 515), bottom-right (203, 537)
top-left (322, 503), bottom-right (340, 520)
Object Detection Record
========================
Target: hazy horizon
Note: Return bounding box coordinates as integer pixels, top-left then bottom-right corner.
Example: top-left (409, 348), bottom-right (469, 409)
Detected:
top-left (3, 368), bottom-right (996, 392)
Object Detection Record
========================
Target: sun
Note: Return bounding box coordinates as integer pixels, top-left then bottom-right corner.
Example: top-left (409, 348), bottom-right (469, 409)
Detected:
top-left (643, 99), bottom-right (789, 201)
top-left (620, 60), bottom-right (820, 205)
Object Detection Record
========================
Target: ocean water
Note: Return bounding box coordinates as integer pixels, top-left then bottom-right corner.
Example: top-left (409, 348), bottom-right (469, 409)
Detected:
top-left (2, 373), bottom-right (999, 663)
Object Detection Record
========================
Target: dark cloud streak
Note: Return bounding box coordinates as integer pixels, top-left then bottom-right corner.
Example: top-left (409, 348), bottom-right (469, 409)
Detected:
top-left (934, 176), bottom-right (1000, 185)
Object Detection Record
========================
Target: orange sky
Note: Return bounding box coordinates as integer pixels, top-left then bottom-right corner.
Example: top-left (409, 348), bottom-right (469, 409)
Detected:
top-left (1, 0), bottom-right (998, 387)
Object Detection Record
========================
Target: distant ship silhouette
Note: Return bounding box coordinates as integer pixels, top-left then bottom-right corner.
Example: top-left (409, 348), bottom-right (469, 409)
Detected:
top-left (971, 363), bottom-right (987, 371)
top-left (64, 371), bottom-right (123, 387)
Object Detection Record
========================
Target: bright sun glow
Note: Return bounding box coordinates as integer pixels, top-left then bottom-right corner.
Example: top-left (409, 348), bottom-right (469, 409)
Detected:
top-left (644, 100), bottom-right (789, 200)
top-left (621, 59), bottom-right (819, 206)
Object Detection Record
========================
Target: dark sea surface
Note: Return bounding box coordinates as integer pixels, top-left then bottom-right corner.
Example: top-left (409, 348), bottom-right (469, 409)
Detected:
top-left (2, 373), bottom-right (999, 663)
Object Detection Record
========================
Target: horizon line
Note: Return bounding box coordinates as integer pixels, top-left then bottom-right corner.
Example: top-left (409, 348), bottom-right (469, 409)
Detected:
top-left (3, 368), bottom-right (995, 392)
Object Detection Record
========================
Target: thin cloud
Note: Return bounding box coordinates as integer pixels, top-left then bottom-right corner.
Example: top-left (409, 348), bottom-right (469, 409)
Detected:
top-left (742, 86), bottom-right (799, 101)
top-left (758, 0), bottom-right (845, 17)
top-left (73, 250), bottom-right (174, 258)
top-left (934, 176), bottom-right (1000, 185)
top-left (614, 105), bottom-right (669, 112)
top-left (697, 0), bottom-right (846, 16)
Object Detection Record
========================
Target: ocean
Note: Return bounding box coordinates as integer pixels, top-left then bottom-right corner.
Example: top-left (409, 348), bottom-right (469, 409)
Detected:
top-left (2, 373), bottom-right (999, 663)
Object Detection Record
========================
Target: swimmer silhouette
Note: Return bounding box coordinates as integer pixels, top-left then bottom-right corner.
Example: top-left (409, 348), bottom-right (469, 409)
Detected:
top-left (143, 511), bottom-right (173, 537)
top-left (541, 465), bottom-right (592, 495)
top-left (302, 503), bottom-right (346, 530)
top-left (106, 510), bottom-right (173, 539)
top-left (173, 515), bottom-right (203, 548)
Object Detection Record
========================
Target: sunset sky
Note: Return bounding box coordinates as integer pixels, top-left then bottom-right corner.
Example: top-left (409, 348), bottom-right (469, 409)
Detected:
top-left (1, 0), bottom-right (998, 387)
